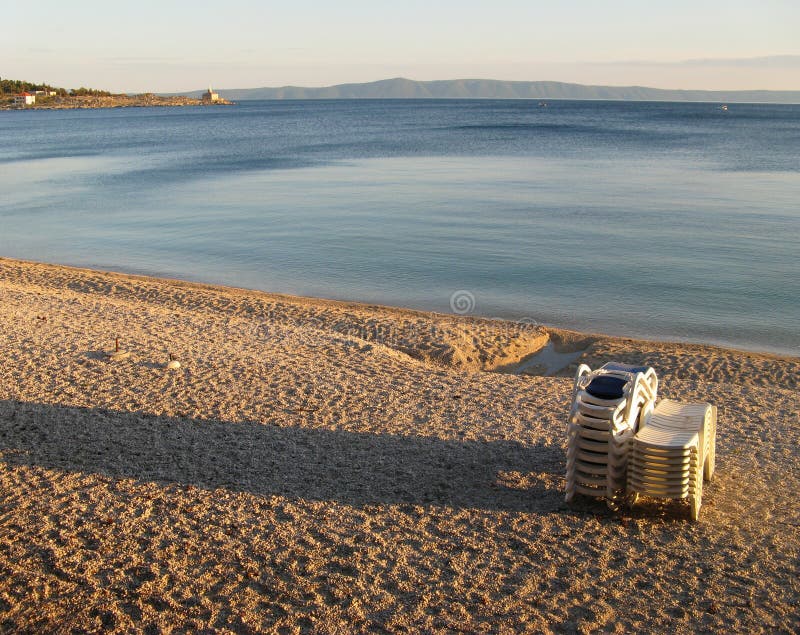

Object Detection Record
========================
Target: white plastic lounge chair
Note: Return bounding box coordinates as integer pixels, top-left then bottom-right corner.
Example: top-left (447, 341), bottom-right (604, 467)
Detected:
top-left (566, 362), bottom-right (658, 507)
top-left (627, 399), bottom-right (716, 521)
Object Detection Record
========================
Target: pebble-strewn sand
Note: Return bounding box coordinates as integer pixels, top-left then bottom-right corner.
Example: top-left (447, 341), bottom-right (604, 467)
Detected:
top-left (0, 257), bottom-right (797, 633)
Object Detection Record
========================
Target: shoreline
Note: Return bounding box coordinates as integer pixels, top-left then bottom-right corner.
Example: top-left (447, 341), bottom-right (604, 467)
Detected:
top-left (0, 94), bottom-right (233, 111)
top-left (1, 255), bottom-right (798, 631)
top-left (2, 255), bottom-right (796, 363)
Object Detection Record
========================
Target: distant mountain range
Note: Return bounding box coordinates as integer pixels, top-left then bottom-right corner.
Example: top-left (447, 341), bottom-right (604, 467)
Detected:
top-left (173, 78), bottom-right (800, 103)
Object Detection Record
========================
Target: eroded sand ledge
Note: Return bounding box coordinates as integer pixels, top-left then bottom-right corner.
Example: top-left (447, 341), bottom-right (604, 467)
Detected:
top-left (0, 257), bottom-right (798, 632)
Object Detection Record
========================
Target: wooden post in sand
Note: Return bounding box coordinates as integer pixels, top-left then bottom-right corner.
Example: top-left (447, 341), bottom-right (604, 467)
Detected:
top-left (107, 336), bottom-right (131, 361)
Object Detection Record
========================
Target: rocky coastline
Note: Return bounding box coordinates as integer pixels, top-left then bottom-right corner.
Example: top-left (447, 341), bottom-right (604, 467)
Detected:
top-left (1, 93), bottom-right (233, 110)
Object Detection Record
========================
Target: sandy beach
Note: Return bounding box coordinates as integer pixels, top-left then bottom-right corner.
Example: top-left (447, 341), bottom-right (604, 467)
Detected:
top-left (0, 256), bottom-right (797, 633)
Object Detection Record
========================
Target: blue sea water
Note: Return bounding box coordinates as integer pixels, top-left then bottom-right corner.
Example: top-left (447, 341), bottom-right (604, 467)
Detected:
top-left (1, 99), bottom-right (798, 355)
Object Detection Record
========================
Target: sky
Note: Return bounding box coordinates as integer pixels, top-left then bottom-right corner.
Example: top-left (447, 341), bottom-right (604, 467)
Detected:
top-left (3, 1), bottom-right (799, 93)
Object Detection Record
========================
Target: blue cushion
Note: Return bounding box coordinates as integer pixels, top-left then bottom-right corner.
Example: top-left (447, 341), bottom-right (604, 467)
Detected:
top-left (585, 375), bottom-right (627, 399)
top-left (601, 362), bottom-right (650, 374)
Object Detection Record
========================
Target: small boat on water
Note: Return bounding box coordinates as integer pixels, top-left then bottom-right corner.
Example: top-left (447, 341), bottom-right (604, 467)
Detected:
top-left (720, 104), bottom-right (728, 111)
top-left (538, 101), bottom-right (548, 108)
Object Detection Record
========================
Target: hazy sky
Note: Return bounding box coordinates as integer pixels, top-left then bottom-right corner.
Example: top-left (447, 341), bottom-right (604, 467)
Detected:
top-left (4, 1), bottom-right (798, 92)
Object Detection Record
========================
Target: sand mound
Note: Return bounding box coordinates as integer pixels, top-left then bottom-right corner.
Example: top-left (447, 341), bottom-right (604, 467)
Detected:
top-left (0, 258), bottom-right (549, 374)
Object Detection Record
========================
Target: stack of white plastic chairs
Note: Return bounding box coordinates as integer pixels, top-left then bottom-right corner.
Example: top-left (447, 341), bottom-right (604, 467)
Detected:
top-left (565, 362), bottom-right (658, 508)
top-left (627, 399), bottom-right (717, 521)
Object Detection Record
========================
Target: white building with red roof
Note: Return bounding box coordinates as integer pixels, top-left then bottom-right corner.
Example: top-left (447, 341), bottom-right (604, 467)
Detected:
top-left (13, 92), bottom-right (36, 106)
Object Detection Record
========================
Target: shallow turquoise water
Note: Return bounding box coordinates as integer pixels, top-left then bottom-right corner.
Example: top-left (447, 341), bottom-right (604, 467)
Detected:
top-left (1, 100), bottom-right (798, 354)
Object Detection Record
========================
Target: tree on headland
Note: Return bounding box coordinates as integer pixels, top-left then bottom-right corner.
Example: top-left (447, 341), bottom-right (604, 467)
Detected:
top-left (69, 87), bottom-right (113, 97)
top-left (0, 78), bottom-right (60, 94)
top-left (0, 77), bottom-right (109, 97)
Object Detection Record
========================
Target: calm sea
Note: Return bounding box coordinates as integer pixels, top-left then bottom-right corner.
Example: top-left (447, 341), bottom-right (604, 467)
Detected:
top-left (1, 100), bottom-right (798, 355)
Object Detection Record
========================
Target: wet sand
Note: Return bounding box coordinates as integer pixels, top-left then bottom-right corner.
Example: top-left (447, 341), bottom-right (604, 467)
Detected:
top-left (0, 257), bottom-right (797, 633)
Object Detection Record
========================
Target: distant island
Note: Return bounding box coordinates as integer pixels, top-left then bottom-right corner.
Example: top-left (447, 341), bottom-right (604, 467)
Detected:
top-left (1, 78), bottom-right (232, 110)
top-left (175, 77), bottom-right (800, 104)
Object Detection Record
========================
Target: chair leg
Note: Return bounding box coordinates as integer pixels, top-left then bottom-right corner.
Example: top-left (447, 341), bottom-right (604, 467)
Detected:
top-left (704, 442), bottom-right (716, 481)
top-left (690, 494), bottom-right (701, 521)
top-left (704, 406), bottom-right (717, 481)
top-left (690, 471), bottom-right (703, 521)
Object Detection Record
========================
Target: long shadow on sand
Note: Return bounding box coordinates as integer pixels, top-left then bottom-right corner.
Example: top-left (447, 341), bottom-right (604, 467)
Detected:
top-left (0, 399), bottom-right (567, 513)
